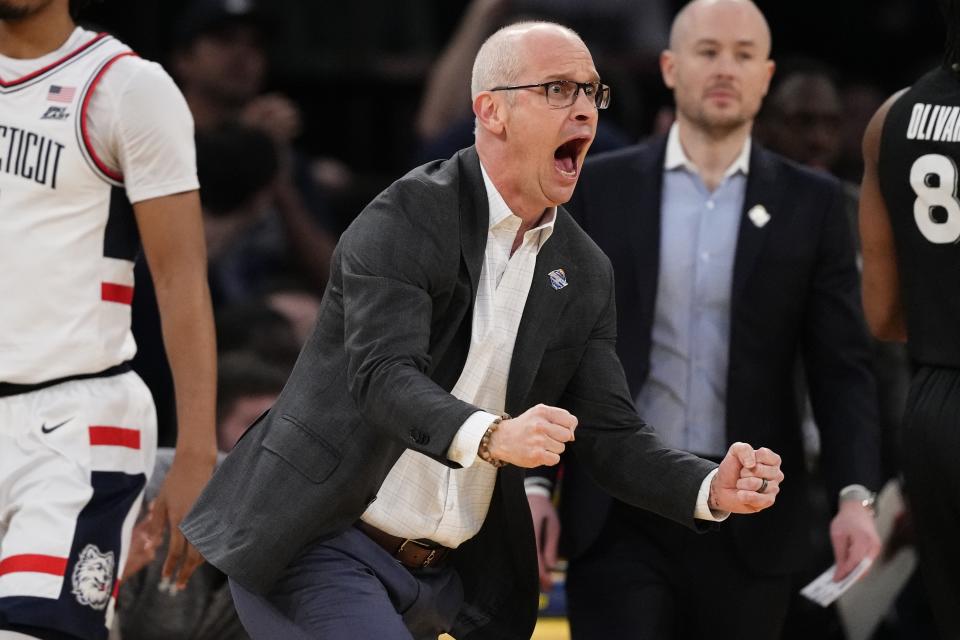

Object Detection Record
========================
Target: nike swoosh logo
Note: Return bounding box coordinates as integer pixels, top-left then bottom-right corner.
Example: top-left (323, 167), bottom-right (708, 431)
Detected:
top-left (40, 418), bottom-right (72, 434)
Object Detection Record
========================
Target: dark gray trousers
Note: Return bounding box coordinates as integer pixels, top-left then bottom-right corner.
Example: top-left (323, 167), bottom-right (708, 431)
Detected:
top-left (229, 526), bottom-right (463, 640)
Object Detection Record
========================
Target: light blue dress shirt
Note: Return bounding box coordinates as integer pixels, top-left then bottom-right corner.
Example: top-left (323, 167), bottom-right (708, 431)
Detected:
top-left (634, 123), bottom-right (750, 457)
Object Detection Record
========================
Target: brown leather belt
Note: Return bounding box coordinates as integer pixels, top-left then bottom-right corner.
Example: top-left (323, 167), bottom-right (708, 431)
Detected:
top-left (355, 521), bottom-right (451, 569)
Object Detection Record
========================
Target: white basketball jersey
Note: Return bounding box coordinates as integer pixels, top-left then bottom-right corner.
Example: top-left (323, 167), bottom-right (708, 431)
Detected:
top-left (0, 34), bottom-right (139, 384)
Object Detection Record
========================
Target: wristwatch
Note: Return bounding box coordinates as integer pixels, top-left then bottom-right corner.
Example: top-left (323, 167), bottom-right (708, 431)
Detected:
top-left (839, 484), bottom-right (877, 516)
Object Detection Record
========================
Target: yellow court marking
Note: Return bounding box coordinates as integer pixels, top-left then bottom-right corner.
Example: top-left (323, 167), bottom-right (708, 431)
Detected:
top-left (440, 617), bottom-right (569, 640)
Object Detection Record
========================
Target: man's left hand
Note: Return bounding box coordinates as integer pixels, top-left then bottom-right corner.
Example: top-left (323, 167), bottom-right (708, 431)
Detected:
top-left (830, 501), bottom-right (881, 581)
top-left (142, 450), bottom-right (215, 591)
top-left (709, 442), bottom-right (784, 514)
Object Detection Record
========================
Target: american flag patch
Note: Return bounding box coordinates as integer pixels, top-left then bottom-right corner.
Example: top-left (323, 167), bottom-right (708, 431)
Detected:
top-left (47, 85), bottom-right (76, 103)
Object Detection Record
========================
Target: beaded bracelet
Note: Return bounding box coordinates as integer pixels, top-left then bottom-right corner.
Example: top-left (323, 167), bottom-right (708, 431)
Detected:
top-left (479, 415), bottom-right (509, 468)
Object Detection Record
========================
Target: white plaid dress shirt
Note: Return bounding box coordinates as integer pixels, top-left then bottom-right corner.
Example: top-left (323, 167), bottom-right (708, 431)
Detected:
top-left (360, 163), bottom-right (556, 547)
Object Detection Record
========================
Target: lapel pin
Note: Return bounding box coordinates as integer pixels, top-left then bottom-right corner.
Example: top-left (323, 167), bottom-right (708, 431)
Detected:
top-left (748, 204), bottom-right (771, 228)
top-left (548, 268), bottom-right (568, 291)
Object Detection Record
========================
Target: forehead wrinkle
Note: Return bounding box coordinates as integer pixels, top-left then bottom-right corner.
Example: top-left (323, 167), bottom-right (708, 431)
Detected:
top-left (540, 66), bottom-right (601, 83)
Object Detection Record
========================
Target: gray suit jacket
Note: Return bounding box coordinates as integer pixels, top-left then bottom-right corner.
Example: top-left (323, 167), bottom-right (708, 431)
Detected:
top-left (181, 146), bottom-right (716, 639)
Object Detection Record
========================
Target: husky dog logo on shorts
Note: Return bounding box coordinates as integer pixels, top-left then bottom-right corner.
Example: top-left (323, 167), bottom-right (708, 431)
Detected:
top-left (71, 544), bottom-right (115, 610)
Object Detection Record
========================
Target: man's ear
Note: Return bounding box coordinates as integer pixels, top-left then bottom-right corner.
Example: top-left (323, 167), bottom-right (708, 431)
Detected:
top-left (473, 92), bottom-right (506, 135)
top-left (660, 50), bottom-right (677, 91)
top-left (760, 59), bottom-right (776, 98)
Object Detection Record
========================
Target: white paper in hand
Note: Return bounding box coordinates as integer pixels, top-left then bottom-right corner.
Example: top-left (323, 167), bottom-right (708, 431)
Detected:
top-left (800, 558), bottom-right (873, 607)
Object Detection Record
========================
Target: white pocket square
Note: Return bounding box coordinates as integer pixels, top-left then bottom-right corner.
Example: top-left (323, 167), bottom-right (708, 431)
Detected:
top-left (748, 204), bottom-right (770, 228)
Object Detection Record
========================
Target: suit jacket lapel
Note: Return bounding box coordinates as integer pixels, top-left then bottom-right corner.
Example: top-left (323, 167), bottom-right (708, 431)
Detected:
top-left (423, 147), bottom-right (488, 391)
top-left (505, 223), bottom-right (575, 414)
top-left (631, 141), bottom-right (666, 347)
top-left (731, 143), bottom-right (780, 307)
top-left (458, 147), bottom-right (490, 300)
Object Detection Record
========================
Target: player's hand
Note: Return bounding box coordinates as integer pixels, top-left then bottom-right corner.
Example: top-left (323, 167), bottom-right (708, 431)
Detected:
top-left (486, 404), bottom-right (577, 468)
top-left (143, 450), bottom-right (216, 591)
top-left (120, 506), bottom-right (159, 582)
top-left (709, 443), bottom-right (783, 513)
top-left (527, 493), bottom-right (560, 592)
top-left (831, 501), bottom-right (881, 581)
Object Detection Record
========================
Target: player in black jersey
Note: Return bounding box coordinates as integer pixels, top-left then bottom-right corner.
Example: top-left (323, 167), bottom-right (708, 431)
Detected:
top-left (860, 0), bottom-right (960, 635)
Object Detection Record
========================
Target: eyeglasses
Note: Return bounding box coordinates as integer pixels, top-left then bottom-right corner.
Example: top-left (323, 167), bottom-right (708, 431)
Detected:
top-left (490, 80), bottom-right (611, 110)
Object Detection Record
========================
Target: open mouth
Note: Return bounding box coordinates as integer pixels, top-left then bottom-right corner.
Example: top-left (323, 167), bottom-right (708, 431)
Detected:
top-left (554, 137), bottom-right (589, 178)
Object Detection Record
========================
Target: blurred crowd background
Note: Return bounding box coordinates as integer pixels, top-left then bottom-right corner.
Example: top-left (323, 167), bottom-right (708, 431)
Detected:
top-left (88, 0), bottom-right (948, 638)
top-left (86, 0), bottom-right (946, 447)
top-left (87, 0), bottom-right (945, 237)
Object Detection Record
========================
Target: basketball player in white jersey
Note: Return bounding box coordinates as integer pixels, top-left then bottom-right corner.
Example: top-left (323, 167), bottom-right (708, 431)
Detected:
top-left (0, 1), bottom-right (217, 638)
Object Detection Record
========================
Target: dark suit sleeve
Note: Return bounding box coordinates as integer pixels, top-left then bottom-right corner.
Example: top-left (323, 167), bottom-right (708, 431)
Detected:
top-left (338, 178), bottom-right (479, 465)
top-left (564, 258), bottom-right (717, 529)
top-left (803, 182), bottom-right (882, 496)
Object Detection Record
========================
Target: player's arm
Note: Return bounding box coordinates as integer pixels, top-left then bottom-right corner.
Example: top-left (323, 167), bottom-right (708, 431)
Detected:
top-left (859, 90), bottom-right (908, 342)
top-left (93, 55), bottom-right (217, 587)
top-left (135, 190), bottom-right (218, 590)
top-left (104, 59), bottom-right (217, 589)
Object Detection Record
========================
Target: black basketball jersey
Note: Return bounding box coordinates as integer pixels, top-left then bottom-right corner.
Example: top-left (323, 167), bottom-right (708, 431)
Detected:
top-left (879, 65), bottom-right (960, 367)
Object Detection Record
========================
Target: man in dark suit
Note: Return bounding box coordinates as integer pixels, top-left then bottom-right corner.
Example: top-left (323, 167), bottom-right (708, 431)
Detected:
top-left (528, 2), bottom-right (881, 638)
top-left (180, 20), bottom-right (784, 640)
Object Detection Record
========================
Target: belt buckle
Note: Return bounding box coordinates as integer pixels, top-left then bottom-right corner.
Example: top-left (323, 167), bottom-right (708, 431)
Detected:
top-left (421, 549), bottom-right (438, 568)
top-left (398, 538), bottom-right (439, 568)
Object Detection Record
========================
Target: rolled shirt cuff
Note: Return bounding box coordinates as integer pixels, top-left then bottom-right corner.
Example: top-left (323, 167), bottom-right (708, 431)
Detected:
top-left (447, 410), bottom-right (501, 467)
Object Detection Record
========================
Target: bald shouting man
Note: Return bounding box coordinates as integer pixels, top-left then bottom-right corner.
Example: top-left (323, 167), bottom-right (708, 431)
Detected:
top-left (529, 1), bottom-right (882, 637)
top-left (181, 20), bottom-right (784, 640)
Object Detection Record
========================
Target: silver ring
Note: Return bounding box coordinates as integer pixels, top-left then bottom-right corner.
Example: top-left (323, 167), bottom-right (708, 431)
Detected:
top-left (758, 478), bottom-right (769, 494)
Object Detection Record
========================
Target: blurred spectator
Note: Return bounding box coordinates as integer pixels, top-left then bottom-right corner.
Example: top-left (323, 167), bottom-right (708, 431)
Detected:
top-left (216, 350), bottom-right (287, 451)
top-left (196, 124), bottom-right (278, 221)
top-left (262, 281), bottom-right (322, 345)
top-left (197, 123), bottom-right (277, 305)
top-left (757, 60), bottom-right (844, 172)
top-left (134, 290), bottom-right (302, 452)
top-left (132, 122), bottom-right (279, 442)
top-left (837, 81), bottom-right (887, 183)
top-left (214, 299), bottom-right (302, 370)
top-left (133, 1), bottom-right (338, 443)
top-left (171, 0), bottom-right (338, 293)
top-left (414, 0), bottom-right (512, 144)
top-left (170, 0), bottom-right (270, 132)
top-left (412, 0), bottom-right (633, 166)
